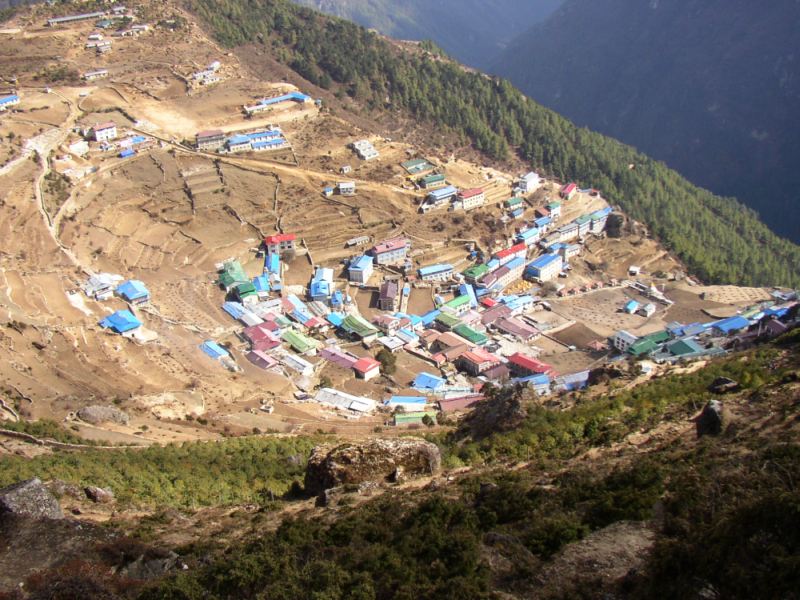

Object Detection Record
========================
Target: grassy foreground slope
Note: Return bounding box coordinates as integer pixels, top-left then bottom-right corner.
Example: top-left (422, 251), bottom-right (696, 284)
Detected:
top-left (186, 0), bottom-right (800, 288)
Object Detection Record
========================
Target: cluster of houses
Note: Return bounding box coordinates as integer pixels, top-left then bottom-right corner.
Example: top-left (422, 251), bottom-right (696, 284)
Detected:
top-left (243, 91), bottom-right (312, 117)
top-left (194, 127), bottom-right (289, 154)
top-left (191, 61), bottom-right (222, 87)
top-left (72, 121), bottom-right (154, 160)
top-left (350, 139), bottom-right (379, 161)
top-left (82, 273), bottom-right (153, 339)
top-left (611, 294), bottom-right (798, 363)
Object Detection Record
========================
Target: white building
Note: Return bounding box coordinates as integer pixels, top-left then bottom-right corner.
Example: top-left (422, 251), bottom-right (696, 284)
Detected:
top-left (419, 263), bottom-right (454, 283)
top-left (519, 172), bottom-right (540, 193)
top-left (348, 255), bottom-right (374, 284)
top-left (338, 181), bottom-right (356, 196)
top-left (612, 330), bottom-right (638, 353)
top-left (91, 122), bottom-right (118, 142)
top-left (457, 188), bottom-right (485, 211)
top-left (82, 69), bottom-right (108, 81)
top-left (315, 388), bottom-right (376, 414)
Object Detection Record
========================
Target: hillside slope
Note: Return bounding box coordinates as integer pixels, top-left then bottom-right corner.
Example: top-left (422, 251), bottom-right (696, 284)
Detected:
top-left (187, 0), bottom-right (800, 287)
top-left (491, 0), bottom-right (800, 242)
top-left (290, 0), bottom-right (562, 69)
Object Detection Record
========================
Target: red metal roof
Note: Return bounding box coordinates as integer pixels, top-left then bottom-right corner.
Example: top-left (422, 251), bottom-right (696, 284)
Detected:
top-left (94, 121), bottom-right (116, 131)
top-left (480, 298), bottom-right (498, 308)
top-left (265, 233), bottom-right (297, 244)
top-left (373, 237), bottom-right (408, 254)
top-left (459, 187), bottom-right (483, 199)
top-left (508, 352), bottom-right (554, 374)
top-left (461, 348), bottom-right (500, 365)
top-left (353, 356), bottom-right (380, 373)
top-left (561, 183), bottom-right (577, 195)
top-left (438, 394), bottom-right (484, 413)
top-left (196, 129), bottom-right (224, 139)
top-left (494, 243), bottom-right (527, 260)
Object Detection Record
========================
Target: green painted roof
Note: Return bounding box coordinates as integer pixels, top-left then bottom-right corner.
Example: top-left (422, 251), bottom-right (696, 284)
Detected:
top-left (434, 313), bottom-right (462, 330)
top-left (275, 315), bottom-right (292, 328)
top-left (444, 294), bottom-right (471, 309)
top-left (575, 214), bottom-right (592, 224)
top-left (463, 264), bottom-right (489, 280)
top-left (282, 329), bottom-right (317, 353)
top-left (546, 201), bottom-right (562, 209)
top-left (219, 261), bottom-right (248, 287)
top-left (342, 314), bottom-right (379, 338)
top-left (394, 411), bottom-right (437, 425)
top-left (453, 324), bottom-right (489, 346)
top-left (235, 282), bottom-right (257, 297)
top-left (505, 197), bottom-right (523, 207)
top-left (628, 338), bottom-right (658, 357)
top-left (668, 339), bottom-right (704, 356)
top-left (421, 173), bottom-right (446, 185)
top-left (643, 330), bottom-right (671, 344)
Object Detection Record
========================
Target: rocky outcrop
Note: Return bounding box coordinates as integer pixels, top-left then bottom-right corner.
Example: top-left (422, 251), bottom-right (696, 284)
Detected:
top-left (84, 486), bottom-right (115, 504)
top-left (304, 438), bottom-right (441, 495)
top-left (693, 400), bottom-right (731, 437)
top-left (0, 478), bottom-right (63, 520)
top-left (76, 405), bottom-right (130, 426)
top-left (462, 389), bottom-right (526, 440)
top-left (709, 377), bottom-right (740, 394)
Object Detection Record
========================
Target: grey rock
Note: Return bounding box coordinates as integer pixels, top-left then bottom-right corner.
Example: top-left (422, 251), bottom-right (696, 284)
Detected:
top-left (694, 400), bottom-right (730, 437)
top-left (76, 405), bottom-right (130, 426)
top-left (84, 486), bottom-right (115, 504)
top-left (305, 437), bottom-right (441, 495)
top-left (0, 478), bottom-right (63, 520)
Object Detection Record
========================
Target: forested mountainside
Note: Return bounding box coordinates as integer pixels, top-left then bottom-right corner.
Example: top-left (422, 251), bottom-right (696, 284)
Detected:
top-left (186, 0), bottom-right (800, 287)
top-left (491, 0), bottom-right (800, 243)
top-left (289, 0), bottom-right (562, 69)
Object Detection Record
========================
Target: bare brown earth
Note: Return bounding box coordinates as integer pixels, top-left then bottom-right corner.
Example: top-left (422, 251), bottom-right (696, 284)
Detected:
top-left (0, 1), bottom-right (774, 445)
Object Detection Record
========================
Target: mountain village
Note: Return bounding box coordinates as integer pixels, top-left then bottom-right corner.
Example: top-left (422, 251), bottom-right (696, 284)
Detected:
top-left (0, 1), bottom-right (797, 444)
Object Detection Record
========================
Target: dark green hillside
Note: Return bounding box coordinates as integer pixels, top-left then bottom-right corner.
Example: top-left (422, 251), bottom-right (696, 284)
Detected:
top-left (290, 0), bottom-right (562, 69)
top-left (492, 0), bottom-right (800, 243)
top-left (187, 0), bottom-right (800, 288)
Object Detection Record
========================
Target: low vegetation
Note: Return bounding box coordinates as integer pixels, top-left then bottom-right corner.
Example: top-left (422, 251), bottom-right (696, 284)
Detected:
top-left (0, 435), bottom-right (318, 508)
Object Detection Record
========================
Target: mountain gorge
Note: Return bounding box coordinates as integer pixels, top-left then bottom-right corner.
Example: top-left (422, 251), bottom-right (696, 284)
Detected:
top-left (491, 0), bottom-right (800, 242)
top-left (290, 0), bottom-right (563, 69)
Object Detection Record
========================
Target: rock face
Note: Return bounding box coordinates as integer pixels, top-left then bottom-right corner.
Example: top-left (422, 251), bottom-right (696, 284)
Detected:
top-left (84, 486), bottom-right (115, 504)
top-left (709, 377), bottom-right (740, 394)
top-left (694, 400), bottom-right (730, 437)
top-left (76, 405), bottom-right (130, 425)
top-left (462, 390), bottom-right (526, 440)
top-left (304, 438), bottom-right (441, 495)
top-left (0, 478), bottom-right (63, 520)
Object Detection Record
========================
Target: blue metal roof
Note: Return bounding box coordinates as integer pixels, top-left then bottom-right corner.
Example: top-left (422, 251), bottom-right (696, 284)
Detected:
top-left (712, 316), bottom-right (750, 334)
top-left (253, 275), bottom-right (270, 292)
top-left (387, 396), bottom-right (427, 405)
top-left (258, 92), bottom-right (310, 106)
top-left (517, 227), bottom-right (540, 241)
top-left (528, 253), bottom-right (561, 270)
top-left (116, 280), bottom-right (149, 301)
top-left (624, 300), bottom-right (640, 312)
top-left (534, 216), bottom-right (552, 227)
top-left (119, 149), bottom-right (135, 158)
top-left (266, 253), bottom-right (280, 274)
top-left (0, 95), bottom-right (19, 104)
top-left (419, 263), bottom-right (453, 277)
top-left (421, 309), bottom-right (441, 325)
top-left (350, 255), bottom-right (373, 271)
top-left (327, 313), bottom-right (344, 327)
top-left (412, 372), bottom-right (446, 391)
top-left (310, 281), bottom-right (330, 298)
top-left (252, 138), bottom-right (285, 149)
top-left (200, 340), bottom-right (229, 360)
top-left (505, 257), bottom-right (525, 271)
top-left (510, 208), bottom-right (524, 218)
top-left (427, 185), bottom-right (458, 201)
top-left (222, 301), bottom-right (246, 320)
top-left (99, 310), bottom-right (142, 333)
top-left (228, 134), bottom-right (250, 145)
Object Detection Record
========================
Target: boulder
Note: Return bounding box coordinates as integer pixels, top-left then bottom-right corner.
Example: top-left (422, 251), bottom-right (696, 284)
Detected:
top-left (0, 478), bottom-right (63, 520)
top-left (693, 400), bottom-right (730, 437)
top-left (304, 437), bottom-right (441, 495)
top-left (462, 389), bottom-right (526, 440)
top-left (84, 486), bottom-right (115, 504)
top-left (119, 550), bottom-right (180, 580)
top-left (76, 405), bottom-right (129, 426)
top-left (708, 377), bottom-right (740, 394)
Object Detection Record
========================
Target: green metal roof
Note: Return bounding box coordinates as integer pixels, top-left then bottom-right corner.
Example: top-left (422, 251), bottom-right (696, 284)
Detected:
top-left (421, 173), bottom-right (446, 185)
top-left (394, 411), bottom-right (437, 425)
top-left (505, 197), bottom-right (523, 207)
top-left (444, 294), bottom-right (471, 309)
top-left (282, 329), bottom-right (317, 353)
top-left (575, 214), bottom-right (592, 224)
top-left (546, 201), bottom-right (562, 209)
top-left (453, 324), bottom-right (489, 346)
top-left (434, 313), bottom-right (462, 330)
top-left (668, 339), bottom-right (704, 356)
top-left (342, 314), bottom-right (379, 338)
top-left (643, 330), bottom-right (671, 344)
top-left (628, 338), bottom-right (658, 357)
top-left (219, 261), bottom-right (248, 287)
top-left (463, 264), bottom-right (489, 280)
top-left (235, 282), bottom-right (257, 297)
